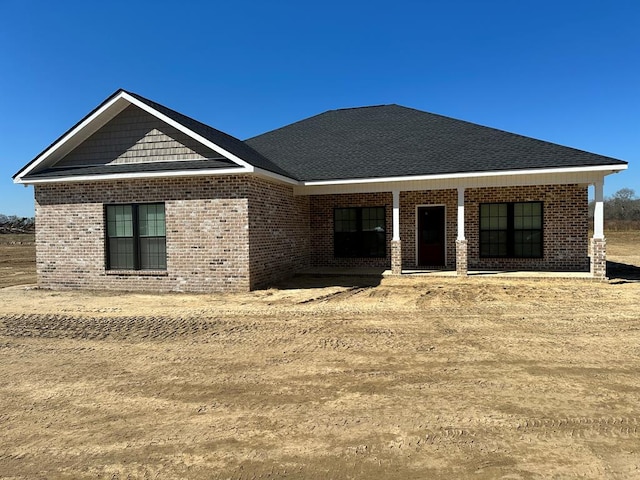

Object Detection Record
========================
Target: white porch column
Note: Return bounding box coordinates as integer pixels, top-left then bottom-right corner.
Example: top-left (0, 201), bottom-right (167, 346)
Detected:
top-left (593, 180), bottom-right (604, 239)
top-left (455, 187), bottom-right (468, 276)
top-left (591, 181), bottom-right (607, 279)
top-left (392, 190), bottom-right (400, 241)
top-left (457, 186), bottom-right (465, 240)
top-left (391, 190), bottom-right (402, 274)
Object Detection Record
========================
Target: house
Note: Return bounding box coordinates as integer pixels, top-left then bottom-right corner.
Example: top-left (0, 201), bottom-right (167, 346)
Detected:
top-left (13, 90), bottom-right (628, 292)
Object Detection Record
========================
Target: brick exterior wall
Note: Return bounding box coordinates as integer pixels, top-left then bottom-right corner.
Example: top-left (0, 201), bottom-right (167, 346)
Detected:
top-left (400, 189), bottom-right (458, 267)
top-left (465, 184), bottom-right (589, 271)
top-left (34, 179), bottom-right (590, 292)
top-left (309, 192), bottom-right (393, 268)
top-left (247, 177), bottom-right (310, 289)
top-left (34, 175), bottom-right (308, 293)
top-left (308, 184), bottom-right (589, 273)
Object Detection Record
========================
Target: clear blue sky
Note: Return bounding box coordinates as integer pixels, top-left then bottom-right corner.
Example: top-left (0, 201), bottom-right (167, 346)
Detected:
top-left (1, 0), bottom-right (638, 217)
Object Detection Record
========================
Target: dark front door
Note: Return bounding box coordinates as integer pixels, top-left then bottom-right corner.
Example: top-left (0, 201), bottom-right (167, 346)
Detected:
top-left (418, 206), bottom-right (446, 266)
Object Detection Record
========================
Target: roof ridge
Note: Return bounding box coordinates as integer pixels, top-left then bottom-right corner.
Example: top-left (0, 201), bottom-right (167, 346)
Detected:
top-left (331, 104), bottom-right (397, 112)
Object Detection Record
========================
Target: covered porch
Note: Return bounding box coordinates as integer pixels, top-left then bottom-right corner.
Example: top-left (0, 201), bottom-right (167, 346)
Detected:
top-left (301, 175), bottom-right (610, 280)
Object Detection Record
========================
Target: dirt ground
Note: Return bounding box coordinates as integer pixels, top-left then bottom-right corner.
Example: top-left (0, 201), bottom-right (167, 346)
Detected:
top-left (0, 232), bottom-right (639, 479)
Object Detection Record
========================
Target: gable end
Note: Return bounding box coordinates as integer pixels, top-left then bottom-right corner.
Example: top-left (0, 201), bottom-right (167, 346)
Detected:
top-left (56, 105), bottom-right (226, 167)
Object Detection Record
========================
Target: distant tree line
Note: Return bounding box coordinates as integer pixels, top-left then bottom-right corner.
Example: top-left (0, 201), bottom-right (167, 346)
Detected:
top-left (0, 214), bottom-right (35, 234)
top-left (589, 188), bottom-right (640, 230)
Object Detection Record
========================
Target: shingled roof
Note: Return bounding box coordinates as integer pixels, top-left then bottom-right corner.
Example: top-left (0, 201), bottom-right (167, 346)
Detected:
top-left (124, 91), bottom-right (293, 178)
top-left (15, 92), bottom-right (627, 184)
top-left (245, 104), bottom-right (626, 181)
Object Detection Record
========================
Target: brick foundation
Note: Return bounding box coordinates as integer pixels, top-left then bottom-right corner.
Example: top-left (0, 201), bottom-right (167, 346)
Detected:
top-left (391, 240), bottom-right (402, 274)
top-left (456, 239), bottom-right (468, 276)
top-left (590, 237), bottom-right (607, 279)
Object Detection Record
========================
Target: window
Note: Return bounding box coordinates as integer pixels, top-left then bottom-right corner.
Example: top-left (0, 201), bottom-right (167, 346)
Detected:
top-left (106, 203), bottom-right (166, 270)
top-left (480, 202), bottom-right (542, 258)
top-left (334, 207), bottom-right (386, 258)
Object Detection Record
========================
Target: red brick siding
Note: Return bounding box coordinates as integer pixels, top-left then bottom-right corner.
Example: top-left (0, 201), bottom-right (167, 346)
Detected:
top-left (35, 176), bottom-right (253, 292)
top-left (308, 185), bottom-right (588, 272)
top-left (465, 184), bottom-right (589, 271)
top-left (247, 177), bottom-right (310, 289)
top-left (34, 180), bottom-right (589, 291)
top-left (309, 193), bottom-right (392, 268)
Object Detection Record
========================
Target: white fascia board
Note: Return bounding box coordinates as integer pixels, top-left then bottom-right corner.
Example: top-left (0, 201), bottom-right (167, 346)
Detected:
top-left (301, 164), bottom-right (628, 187)
top-left (252, 167), bottom-right (299, 185)
top-left (15, 94), bottom-right (130, 180)
top-left (15, 167), bottom-right (252, 185)
top-left (122, 93), bottom-right (255, 172)
top-left (294, 166), bottom-right (627, 196)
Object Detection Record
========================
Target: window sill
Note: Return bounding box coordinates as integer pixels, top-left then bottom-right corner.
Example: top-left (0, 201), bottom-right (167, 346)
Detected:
top-left (105, 270), bottom-right (168, 276)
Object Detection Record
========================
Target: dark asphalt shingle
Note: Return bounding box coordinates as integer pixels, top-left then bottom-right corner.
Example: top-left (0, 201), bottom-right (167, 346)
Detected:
top-left (18, 92), bottom-right (627, 183)
top-left (245, 104), bottom-right (626, 181)
top-left (124, 91), bottom-right (293, 178)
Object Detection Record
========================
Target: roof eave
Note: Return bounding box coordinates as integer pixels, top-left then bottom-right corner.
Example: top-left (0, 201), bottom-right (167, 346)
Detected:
top-left (14, 167), bottom-right (253, 185)
top-left (300, 164), bottom-right (628, 187)
top-left (14, 165), bottom-right (300, 186)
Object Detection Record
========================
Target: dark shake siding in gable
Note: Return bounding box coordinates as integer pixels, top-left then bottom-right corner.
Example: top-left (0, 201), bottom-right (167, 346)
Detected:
top-left (124, 91), bottom-right (294, 178)
top-left (56, 105), bottom-right (225, 167)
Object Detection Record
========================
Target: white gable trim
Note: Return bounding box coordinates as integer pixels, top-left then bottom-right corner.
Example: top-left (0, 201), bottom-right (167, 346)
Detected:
top-left (15, 94), bottom-right (129, 180)
top-left (121, 92), bottom-right (256, 171)
top-left (13, 90), bottom-right (269, 184)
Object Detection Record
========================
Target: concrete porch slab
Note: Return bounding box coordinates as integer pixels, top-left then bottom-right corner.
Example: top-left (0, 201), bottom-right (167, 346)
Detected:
top-left (297, 267), bottom-right (595, 280)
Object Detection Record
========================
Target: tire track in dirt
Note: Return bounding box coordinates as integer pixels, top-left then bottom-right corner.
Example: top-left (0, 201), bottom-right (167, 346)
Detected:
top-left (0, 314), bottom-right (258, 342)
top-left (297, 286), bottom-right (372, 304)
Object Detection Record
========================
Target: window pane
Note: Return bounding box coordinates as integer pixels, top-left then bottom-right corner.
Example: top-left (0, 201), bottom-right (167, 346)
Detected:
top-left (362, 231), bottom-right (386, 257)
top-left (335, 232), bottom-right (358, 257)
top-left (139, 204), bottom-right (166, 237)
top-left (514, 202), bottom-right (542, 230)
top-left (108, 237), bottom-right (134, 269)
top-left (362, 207), bottom-right (385, 232)
top-left (334, 207), bottom-right (386, 257)
top-left (107, 205), bottom-right (133, 238)
top-left (140, 237), bottom-right (167, 270)
top-left (335, 208), bottom-right (357, 233)
top-left (514, 230), bottom-right (542, 258)
top-left (481, 203), bottom-right (507, 230)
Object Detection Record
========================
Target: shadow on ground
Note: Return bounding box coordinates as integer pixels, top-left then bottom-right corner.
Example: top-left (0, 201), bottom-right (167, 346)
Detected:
top-left (273, 274), bottom-right (383, 290)
top-left (608, 261), bottom-right (640, 283)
